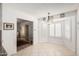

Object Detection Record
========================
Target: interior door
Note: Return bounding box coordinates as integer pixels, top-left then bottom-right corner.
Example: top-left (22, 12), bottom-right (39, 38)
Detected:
top-left (38, 21), bottom-right (48, 43)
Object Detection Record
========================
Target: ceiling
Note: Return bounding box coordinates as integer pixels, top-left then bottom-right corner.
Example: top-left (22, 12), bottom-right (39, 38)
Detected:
top-left (4, 3), bottom-right (79, 17)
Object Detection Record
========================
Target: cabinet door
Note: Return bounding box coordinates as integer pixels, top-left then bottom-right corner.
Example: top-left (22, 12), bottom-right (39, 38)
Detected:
top-left (49, 24), bottom-right (54, 37)
top-left (55, 23), bottom-right (62, 37)
top-left (38, 21), bottom-right (48, 42)
top-left (64, 19), bottom-right (71, 40)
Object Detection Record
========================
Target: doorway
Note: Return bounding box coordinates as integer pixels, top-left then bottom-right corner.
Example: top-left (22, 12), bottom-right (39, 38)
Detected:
top-left (17, 18), bottom-right (33, 51)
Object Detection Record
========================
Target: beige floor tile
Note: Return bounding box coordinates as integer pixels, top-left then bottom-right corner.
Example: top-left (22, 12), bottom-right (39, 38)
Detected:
top-left (14, 43), bottom-right (75, 56)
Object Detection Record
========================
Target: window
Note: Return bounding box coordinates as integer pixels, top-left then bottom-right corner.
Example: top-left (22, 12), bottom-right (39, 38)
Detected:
top-left (49, 22), bottom-right (62, 37)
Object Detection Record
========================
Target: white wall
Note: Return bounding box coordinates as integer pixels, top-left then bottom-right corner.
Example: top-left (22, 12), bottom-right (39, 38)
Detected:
top-left (2, 4), bottom-right (38, 55)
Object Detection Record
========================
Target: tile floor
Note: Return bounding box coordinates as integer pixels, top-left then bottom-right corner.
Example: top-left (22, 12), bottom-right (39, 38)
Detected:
top-left (15, 43), bottom-right (75, 56)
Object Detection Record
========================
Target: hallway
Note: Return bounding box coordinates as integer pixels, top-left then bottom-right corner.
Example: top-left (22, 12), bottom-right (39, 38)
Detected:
top-left (15, 43), bottom-right (75, 56)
